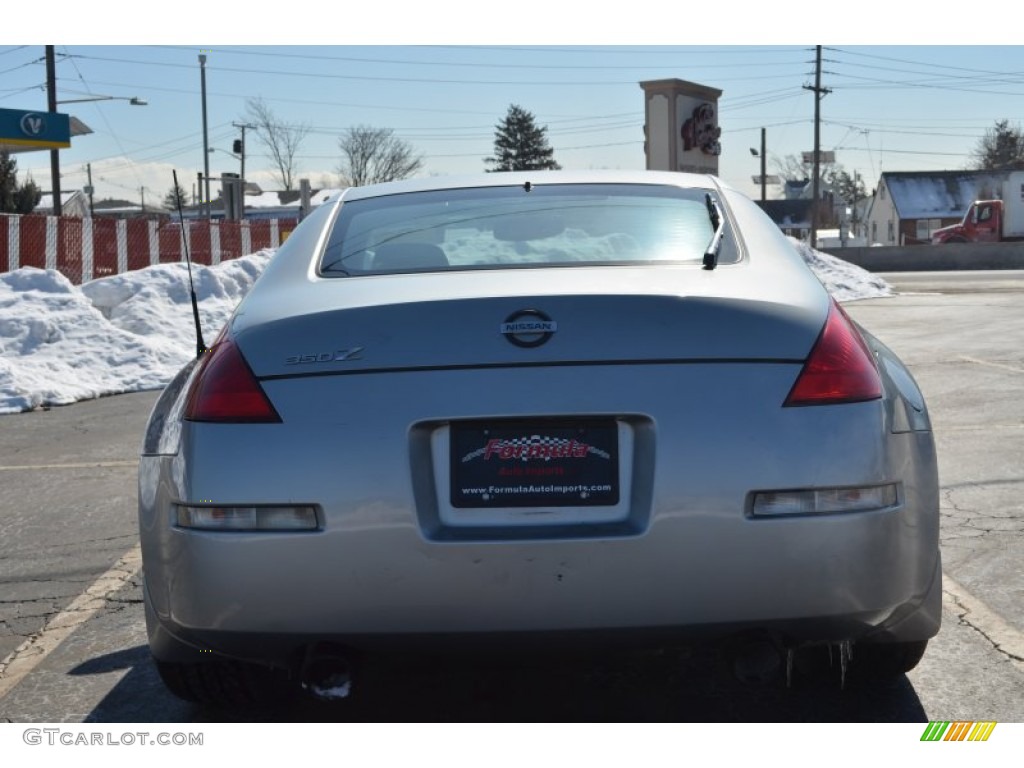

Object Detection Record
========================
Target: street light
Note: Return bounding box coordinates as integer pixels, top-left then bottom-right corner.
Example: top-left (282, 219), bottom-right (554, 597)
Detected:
top-left (57, 95), bottom-right (148, 106)
top-left (45, 41), bottom-right (148, 216)
top-left (56, 95), bottom-right (147, 217)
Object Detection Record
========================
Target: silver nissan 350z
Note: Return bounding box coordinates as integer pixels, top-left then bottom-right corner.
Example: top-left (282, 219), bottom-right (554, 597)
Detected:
top-left (138, 170), bottom-right (941, 706)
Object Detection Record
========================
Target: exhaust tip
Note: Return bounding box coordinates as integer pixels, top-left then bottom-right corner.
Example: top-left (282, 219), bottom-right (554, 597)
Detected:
top-left (300, 644), bottom-right (354, 701)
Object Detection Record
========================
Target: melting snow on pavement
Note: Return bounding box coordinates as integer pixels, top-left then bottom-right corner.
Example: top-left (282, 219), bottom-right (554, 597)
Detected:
top-left (0, 243), bottom-right (890, 415)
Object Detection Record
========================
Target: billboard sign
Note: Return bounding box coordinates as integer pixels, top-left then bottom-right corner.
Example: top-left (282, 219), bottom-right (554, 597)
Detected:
top-left (0, 108), bottom-right (71, 151)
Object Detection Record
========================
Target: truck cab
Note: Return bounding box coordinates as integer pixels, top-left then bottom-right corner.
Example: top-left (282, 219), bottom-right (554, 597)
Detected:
top-left (931, 200), bottom-right (1003, 244)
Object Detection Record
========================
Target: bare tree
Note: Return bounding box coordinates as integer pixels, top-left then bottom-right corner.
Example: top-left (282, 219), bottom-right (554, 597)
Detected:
top-left (245, 97), bottom-right (310, 190)
top-left (337, 125), bottom-right (423, 187)
top-left (772, 153), bottom-right (837, 190)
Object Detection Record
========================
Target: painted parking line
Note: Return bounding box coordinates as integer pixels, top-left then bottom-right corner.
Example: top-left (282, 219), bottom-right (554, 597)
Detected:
top-left (0, 544), bottom-right (142, 701)
top-left (958, 355), bottom-right (1024, 374)
top-left (943, 575), bottom-right (1024, 672)
top-left (0, 460), bottom-right (138, 472)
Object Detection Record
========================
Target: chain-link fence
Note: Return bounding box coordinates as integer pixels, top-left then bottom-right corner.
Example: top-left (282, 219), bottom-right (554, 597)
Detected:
top-left (0, 214), bottom-right (298, 285)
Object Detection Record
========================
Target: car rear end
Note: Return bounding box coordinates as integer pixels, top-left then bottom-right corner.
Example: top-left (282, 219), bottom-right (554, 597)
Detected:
top-left (139, 173), bottom-right (940, 690)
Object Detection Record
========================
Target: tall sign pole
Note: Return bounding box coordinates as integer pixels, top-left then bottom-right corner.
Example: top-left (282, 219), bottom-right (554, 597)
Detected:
top-left (46, 46), bottom-right (61, 216)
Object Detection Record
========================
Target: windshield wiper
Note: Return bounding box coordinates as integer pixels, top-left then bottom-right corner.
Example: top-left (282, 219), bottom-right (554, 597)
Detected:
top-left (320, 258), bottom-right (350, 275)
top-left (703, 193), bottom-right (725, 270)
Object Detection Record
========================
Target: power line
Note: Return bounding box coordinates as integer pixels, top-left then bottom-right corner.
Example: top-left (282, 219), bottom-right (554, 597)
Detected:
top-left (147, 44), bottom-right (811, 72)
top-left (69, 53), bottom-right (809, 88)
top-left (827, 46), bottom-right (1024, 77)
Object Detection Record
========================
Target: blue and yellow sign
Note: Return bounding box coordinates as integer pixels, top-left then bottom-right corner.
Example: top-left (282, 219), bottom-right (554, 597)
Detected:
top-left (0, 107), bottom-right (71, 150)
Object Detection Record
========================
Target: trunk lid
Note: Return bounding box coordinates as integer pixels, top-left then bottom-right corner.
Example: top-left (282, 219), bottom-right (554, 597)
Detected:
top-left (233, 263), bottom-right (829, 378)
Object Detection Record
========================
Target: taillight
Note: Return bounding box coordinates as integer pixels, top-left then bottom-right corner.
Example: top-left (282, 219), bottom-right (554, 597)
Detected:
top-left (184, 337), bottom-right (281, 422)
top-left (784, 299), bottom-right (882, 407)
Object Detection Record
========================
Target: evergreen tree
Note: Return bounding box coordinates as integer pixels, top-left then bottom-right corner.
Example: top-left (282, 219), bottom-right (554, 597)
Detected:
top-left (971, 119), bottom-right (1024, 170)
top-left (163, 181), bottom-right (189, 211)
top-left (485, 104), bottom-right (561, 172)
top-left (0, 151), bottom-right (42, 213)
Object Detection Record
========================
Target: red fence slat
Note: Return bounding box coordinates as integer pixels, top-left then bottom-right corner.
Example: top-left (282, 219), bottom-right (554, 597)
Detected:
top-left (1, 214), bottom-right (298, 285)
top-left (0, 215), bottom-right (10, 273)
top-left (17, 216), bottom-right (48, 271)
top-left (92, 218), bottom-right (119, 278)
top-left (56, 217), bottom-right (83, 284)
top-left (126, 219), bottom-right (152, 272)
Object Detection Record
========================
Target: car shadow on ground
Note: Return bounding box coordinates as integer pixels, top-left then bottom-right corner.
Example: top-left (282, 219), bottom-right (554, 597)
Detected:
top-left (77, 643), bottom-right (928, 723)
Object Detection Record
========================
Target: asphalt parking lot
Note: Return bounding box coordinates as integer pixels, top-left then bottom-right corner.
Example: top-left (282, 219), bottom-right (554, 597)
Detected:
top-left (848, 272), bottom-right (1024, 638)
top-left (0, 270), bottom-right (1022, 722)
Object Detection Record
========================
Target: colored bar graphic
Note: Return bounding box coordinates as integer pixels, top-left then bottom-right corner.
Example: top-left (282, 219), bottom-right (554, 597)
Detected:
top-left (945, 722), bottom-right (970, 741)
top-left (970, 722), bottom-right (997, 741)
top-left (920, 721), bottom-right (996, 741)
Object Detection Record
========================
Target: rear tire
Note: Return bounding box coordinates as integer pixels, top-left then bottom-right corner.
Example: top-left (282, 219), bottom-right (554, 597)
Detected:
top-left (154, 658), bottom-right (292, 708)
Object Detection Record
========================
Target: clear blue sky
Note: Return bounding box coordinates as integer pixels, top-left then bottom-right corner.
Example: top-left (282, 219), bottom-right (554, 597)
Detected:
top-left (4, 14), bottom-right (1023, 205)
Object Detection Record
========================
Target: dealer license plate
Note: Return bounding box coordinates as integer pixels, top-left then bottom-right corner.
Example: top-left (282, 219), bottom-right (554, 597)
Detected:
top-left (450, 420), bottom-right (619, 508)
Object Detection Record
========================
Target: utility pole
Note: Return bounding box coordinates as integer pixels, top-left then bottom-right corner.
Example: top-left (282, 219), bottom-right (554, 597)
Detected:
top-left (232, 122), bottom-right (256, 219)
top-left (46, 46), bottom-right (60, 216)
top-left (760, 127), bottom-right (767, 203)
top-left (199, 54), bottom-right (211, 221)
top-left (803, 45), bottom-right (831, 249)
top-left (232, 122), bottom-right (256, 184)
top-left (85, 163), bottom-right (94, 216)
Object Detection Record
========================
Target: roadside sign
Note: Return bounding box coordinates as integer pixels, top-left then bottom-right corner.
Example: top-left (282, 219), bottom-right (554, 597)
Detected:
top-left (802, 151), bottom-right (835, 165)
top-left (0, 107), bottom-right (71, 151)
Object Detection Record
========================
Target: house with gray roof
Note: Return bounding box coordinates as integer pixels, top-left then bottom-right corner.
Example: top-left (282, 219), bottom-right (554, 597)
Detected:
top-left (864, 170), bottom-right (1008, 245)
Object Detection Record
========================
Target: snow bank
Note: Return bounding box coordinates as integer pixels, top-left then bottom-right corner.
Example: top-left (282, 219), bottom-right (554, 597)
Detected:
top-left (0, 251), bottom-right (272, 415)
top-left (788, 237), bottom-right (893, 302)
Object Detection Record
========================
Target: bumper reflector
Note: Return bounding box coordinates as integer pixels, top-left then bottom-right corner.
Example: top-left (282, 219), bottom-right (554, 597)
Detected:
top-left (751, 484), bottom-right (898, 517)
top-left (175, 504), bottom-right (319, 531)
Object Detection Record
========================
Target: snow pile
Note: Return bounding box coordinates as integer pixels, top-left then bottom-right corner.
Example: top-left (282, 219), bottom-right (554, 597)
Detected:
top-left (0, 251), bottom-right (272, 415)
top-left (0, 245), bottom-right (889, 415)
top-left (81, 251), bottom-right (271, 352)
top-left (788, 237), bottom-right (893, 302)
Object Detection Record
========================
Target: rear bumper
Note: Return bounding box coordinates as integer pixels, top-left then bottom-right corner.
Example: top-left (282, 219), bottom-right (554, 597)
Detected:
top-left (141, 461), bottom-right (942, 667)
top-left (144, 555), bottom-right (942, 668)
top-left (140, 363), bottom-right (941, 667)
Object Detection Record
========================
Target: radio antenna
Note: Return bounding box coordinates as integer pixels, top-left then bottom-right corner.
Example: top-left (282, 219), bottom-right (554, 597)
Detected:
top-left (173, 170), bottom-right (207, 357)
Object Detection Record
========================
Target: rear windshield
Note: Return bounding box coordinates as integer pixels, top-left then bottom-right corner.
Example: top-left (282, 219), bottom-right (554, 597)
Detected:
top-left (319, 183), bottom-right (737, 276)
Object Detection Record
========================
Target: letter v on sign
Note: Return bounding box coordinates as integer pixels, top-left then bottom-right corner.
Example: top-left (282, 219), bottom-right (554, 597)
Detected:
top-left (20, 113), bottom-right (46, 136)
